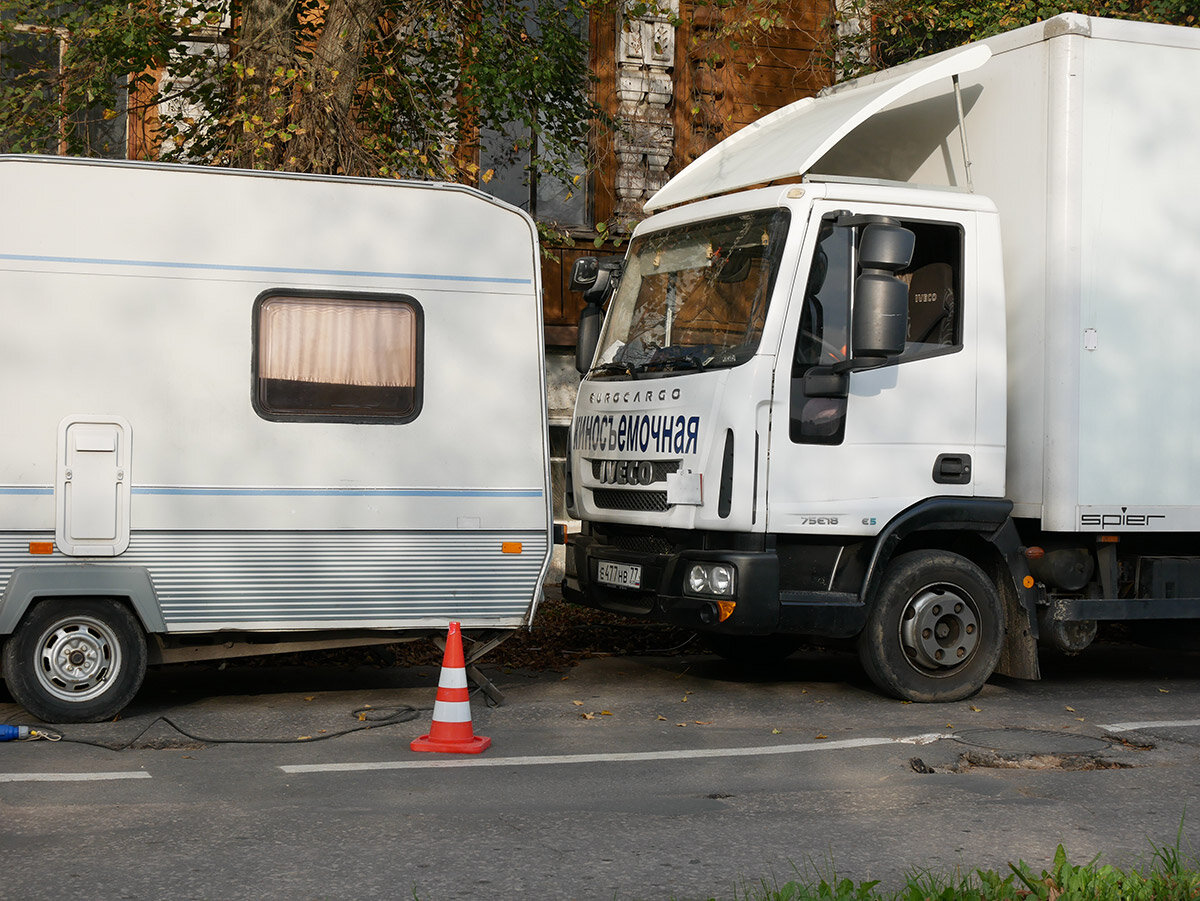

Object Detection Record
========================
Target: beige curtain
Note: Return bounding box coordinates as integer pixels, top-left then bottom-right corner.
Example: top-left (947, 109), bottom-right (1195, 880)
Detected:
top-left (259, 297), bottom-right (416, 387)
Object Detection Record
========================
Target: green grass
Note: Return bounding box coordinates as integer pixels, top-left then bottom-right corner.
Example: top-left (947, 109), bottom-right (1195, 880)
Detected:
top-left (726, 832), bottom-right (1200, 900)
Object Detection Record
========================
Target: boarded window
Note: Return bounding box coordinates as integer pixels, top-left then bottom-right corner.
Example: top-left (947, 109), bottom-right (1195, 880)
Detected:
top-left (253, 293), bottom-right (422, 423)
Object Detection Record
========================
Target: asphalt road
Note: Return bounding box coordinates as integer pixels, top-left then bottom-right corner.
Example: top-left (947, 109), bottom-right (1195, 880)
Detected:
top-left (1, 640), bottom-right (1198, 900)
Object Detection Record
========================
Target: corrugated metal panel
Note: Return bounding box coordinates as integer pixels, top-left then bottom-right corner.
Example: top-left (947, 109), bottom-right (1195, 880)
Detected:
top-left (0, 531), bottom-right (547, 630)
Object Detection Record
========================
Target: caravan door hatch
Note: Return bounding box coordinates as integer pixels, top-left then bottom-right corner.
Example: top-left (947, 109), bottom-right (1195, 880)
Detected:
top-left (55, 416), bottom-right (132, 556)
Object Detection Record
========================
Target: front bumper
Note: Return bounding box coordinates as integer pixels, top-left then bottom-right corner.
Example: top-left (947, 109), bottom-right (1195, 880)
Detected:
top-left (562, 527), bottom-right (782, 634)
top-left (562, 525), bottom-right (871, 637)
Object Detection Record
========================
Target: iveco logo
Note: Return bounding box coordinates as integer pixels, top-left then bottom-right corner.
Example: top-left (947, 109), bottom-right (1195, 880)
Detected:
top-left (598, 460), bottom-right (656, 486)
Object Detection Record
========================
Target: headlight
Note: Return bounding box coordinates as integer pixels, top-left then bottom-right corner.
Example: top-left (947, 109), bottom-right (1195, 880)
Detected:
top-left (683, 562), bottom-right (736, 598)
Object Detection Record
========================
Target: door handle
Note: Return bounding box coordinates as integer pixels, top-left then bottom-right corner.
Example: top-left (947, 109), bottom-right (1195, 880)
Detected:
top-left (933, 453), bottom-right (972, 485)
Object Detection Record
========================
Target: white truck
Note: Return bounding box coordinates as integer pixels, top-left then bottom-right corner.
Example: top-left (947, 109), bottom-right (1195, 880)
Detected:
top-left (563, 15), bottom-right (1200, 701)
top-left (0, 156), bottom-right (552, 722)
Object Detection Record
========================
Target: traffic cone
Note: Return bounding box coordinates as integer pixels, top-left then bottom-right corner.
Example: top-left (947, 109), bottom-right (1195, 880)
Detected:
top-left (411, 621), bottom-right (492, 754)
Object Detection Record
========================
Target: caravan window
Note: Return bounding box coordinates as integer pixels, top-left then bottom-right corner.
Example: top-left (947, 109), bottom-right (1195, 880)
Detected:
top-left (253, 292), bottom-right (423, 423)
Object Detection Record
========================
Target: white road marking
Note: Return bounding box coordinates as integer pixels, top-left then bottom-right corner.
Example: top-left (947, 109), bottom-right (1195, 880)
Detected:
top-left (1099, 719), bottom-right (1200, 733)
top-left (279, 732), bottom-right (953, 774)
top-left (0, 771), bottom-right (151, 783)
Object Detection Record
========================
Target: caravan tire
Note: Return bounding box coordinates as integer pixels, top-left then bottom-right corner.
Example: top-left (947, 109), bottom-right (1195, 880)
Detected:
top-left (857, 551), bottom-right (1003, 703)
top-left (2, 598), bottom-right (148, 723)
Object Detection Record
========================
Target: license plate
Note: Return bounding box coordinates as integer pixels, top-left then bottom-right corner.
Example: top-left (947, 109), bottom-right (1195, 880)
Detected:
top-left (597, 560), bottom-right (642, 590)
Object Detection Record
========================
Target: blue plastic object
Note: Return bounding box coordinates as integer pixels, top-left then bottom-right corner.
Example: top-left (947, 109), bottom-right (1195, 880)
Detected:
top-left (0, 725), bottom-right (31, 741)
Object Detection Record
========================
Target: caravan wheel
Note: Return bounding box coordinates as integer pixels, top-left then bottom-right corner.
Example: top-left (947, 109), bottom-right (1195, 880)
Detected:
top-left (2, 599), bottom-right (148, 723)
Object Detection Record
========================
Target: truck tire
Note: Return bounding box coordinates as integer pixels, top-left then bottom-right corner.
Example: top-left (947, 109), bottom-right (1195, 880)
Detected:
top-left (1, 598), bottom-right (148, 723)
top-left (857, 551), bottom-right (1003, 702)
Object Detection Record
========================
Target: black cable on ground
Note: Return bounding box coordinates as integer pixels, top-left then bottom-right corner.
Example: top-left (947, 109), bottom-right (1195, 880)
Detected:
top-left (38, 704), bottom-right (427, 751)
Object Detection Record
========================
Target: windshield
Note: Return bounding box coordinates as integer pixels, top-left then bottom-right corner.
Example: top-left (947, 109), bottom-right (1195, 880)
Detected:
top-left (592, 209), bottom-right (790, 376)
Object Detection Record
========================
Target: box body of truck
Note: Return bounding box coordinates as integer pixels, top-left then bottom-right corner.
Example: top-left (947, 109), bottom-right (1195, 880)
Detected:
top-left (0, 156), bottom-right (552, 721)
top-left (563, 16), bottom-right (1200, 700)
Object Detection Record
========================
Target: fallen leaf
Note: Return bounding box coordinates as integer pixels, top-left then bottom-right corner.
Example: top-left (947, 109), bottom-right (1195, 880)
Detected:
top-left (681, 695), bottom-right (689, 703)
top-left (694, 720), bottom-right (713, 725)
top-left (771, 728), bottom-right (782, 735)
top-left (1159, 688), bottom-right (1170, 694)
top-left (580, 712), bottom-right (595, 720)
top-left (1065, 706), bottom-right (1076, 712)
top-left (572, 700), bottom-right (584, 706)
top-left (815, 733), bottom-right (827, 740)
top-left (657, 715), bottom-right (667, 721)
top-left (676, 722), bottom-right (687, 727)
top-left (901, 700), bottom-right (912, 705)
top-left (600, 710), bottom-right (613, 716)
top-left (560, 676), bottom-right (570, 681)
top-left (304, 696), bottom-right (315, 702)
top-left (946, 723), bottom-right (954, 728)
top-left (969, 705), bottom-right (981, 712)
top-left (1076, 717), bottom-right (1085, 722)
top-left (298, 735), bottom-right (311, 741)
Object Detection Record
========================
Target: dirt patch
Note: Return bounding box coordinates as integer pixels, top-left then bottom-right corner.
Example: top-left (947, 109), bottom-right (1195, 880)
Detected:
top-left (238, 593), bottom-right (699, 673)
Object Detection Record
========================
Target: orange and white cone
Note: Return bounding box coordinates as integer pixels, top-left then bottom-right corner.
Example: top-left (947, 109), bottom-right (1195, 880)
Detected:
top-left (411, 621), bottom-right (491, 754)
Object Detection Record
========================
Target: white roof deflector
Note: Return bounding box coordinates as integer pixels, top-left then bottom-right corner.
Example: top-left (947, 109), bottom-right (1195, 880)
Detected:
top-left (644, 44), bottom-right (992, 212)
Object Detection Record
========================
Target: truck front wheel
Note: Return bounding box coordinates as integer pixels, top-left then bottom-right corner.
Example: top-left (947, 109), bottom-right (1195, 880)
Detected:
top-left (2, 599), bottom-right (148, 723)
top-left (858, 551), bottom-right (1003, 702)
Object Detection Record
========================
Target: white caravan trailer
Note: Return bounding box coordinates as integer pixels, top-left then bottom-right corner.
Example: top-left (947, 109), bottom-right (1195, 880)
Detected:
top-left (0, 156), bottom-right (552, 722)
top-left (563, 16), bottom-right (1200, 701)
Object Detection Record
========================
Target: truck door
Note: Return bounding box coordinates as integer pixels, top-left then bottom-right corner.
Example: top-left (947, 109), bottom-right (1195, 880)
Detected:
top-left (55, 416), bottom-right (132, 556)
top-left (766, 203), bottom-right (979, 532)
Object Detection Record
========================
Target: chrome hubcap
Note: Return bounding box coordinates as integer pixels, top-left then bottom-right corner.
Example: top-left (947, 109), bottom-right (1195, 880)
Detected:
top-left (899, 584), bottom-right (980, 673)
top-left (36, 616), bottom-right (122, 702)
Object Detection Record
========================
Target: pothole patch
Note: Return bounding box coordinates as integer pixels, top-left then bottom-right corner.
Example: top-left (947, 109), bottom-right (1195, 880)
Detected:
top-left (908, 726), bottom-right (1144, 773)
top-left (910, 750), bottom-right (1132, 773)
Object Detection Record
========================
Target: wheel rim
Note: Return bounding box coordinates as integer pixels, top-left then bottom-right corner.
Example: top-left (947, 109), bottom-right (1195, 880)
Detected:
top-left (34, 615), bottom-right (123, 703)
top-left (898, 583), bottom-right (981, 676)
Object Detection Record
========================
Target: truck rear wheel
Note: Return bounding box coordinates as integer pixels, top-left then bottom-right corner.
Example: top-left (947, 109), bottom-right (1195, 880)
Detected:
top-left (2, 599), bottom-right (147, 723)
top-left (858, 551), bottom-right (1003, 702)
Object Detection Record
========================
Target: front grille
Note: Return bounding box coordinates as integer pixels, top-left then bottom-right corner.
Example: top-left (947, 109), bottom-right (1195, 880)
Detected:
top-left (604, 532), bottom-right (676, 555)
top-left (591, 488), bottom-right (671, 513)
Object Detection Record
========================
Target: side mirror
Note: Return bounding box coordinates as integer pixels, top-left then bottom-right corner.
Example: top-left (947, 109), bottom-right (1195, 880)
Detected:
top-left (576, 303), bottom-right (604, 374)
top-left (851, 272), bottom-right (908, 360)
top-left (845, 223), bottom-right (913, 366)
top-left (858, 223), bottom-right (915, 271)
top-left (570, 256), bottom-right (622, 305)
top-left (570, 257), bottom-right (599, 292)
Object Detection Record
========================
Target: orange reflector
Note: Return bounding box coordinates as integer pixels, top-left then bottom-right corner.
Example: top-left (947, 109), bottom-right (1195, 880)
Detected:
top-left (716, 600), bottom-right (736, 622)
top-left (1023, 575), bottom-right (1035, 589)
top-left (29, 541), bottom-right (54, 555)
top-left (501, 542), bottom-right (523, 554)
top-left (1099, 535), bottom-right (1120, 543)
top-left (1024, 546), bottom-right (1045, 560)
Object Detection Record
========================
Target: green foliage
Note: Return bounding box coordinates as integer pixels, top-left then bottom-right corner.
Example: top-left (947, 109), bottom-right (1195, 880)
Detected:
top-left (722, 836), bottom-right (1200, 900)
top-left (826, 0), bottom-right (1200, 80)
top-left (0, 0), bottom-right (223, 157)
top-left (0, 0), bottom-right (605, 209)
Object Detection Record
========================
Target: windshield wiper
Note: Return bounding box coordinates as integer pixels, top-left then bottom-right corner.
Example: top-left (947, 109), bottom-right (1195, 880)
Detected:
top-left (588, 361), bottom-right (640, 378)
top-left (643, 355), bottom-right (707, 373)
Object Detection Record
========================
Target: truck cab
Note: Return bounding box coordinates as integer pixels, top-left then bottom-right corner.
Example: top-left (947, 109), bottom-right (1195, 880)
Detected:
top-left (564, 179), bottom-right (1016, 701)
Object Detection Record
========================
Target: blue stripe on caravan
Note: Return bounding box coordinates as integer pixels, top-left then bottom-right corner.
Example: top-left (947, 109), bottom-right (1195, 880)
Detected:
top-left (0, 487), bottom-right (53, 495)
top-left (131, 487), bottom-right (544, 498)
top-left (0, 252), bottom-right (531, 286)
